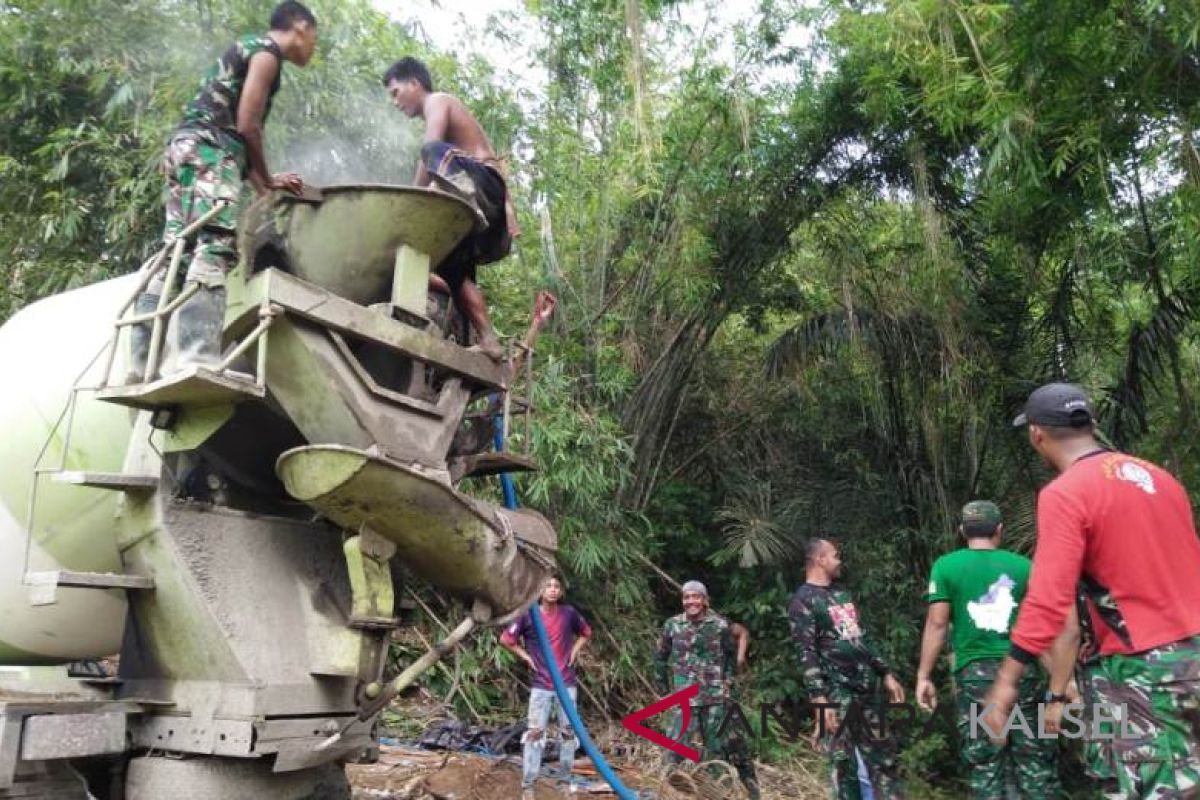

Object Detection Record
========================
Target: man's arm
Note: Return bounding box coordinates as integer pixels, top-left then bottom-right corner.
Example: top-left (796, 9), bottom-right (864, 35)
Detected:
top-left (915, 602), bottom-right (950, 711)
top-left (986, 490), bottom-right (1088, 741)
top-left (1042, 605), bottom-right (1082, 734)
top-left (720, 623), bottom-right (737, 682)
top-left (1009, 488), bottom-right (1088, 664)
top-left (504, 193), bottom-right (520, 239)
top-left (730, 622), bottom-right (750, 673)
top-left (858, 607), bottom-right (905, 703)
top-left (860, 620), bottom-right (894, 678)
top-left (568, 611), bottom-right (592, 666)
top-left (499, 622), bottom-right (535, 670)
top-left (1046, 604), bottom-right (1080, 696)
top-left (237, 52), bottom-right (286, 196)
top-left (788, 600), bottom-right (831, 702)
top-left (413, 95), bottom-right (452, 187)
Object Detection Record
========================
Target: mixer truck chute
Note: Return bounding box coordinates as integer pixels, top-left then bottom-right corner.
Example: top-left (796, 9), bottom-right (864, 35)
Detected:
top-left (0, 185), bottom-right (555, 799)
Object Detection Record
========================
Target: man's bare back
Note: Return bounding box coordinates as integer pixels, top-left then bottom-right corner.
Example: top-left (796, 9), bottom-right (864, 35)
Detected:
top-left (421, 93), bottom-right (498, 164)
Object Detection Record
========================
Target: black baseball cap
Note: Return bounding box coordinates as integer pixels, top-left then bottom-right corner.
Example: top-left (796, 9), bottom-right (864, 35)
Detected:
top-left (1012, 383), bottom-right (1095, 428)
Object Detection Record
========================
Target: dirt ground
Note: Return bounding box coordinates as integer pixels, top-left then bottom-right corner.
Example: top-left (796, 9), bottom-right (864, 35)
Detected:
top-left (347, 744), bottom-right (645, 799)
top-left (346, 742), bottom-right (828, 800)
top-left (350, 695), bottom-right (826, 799)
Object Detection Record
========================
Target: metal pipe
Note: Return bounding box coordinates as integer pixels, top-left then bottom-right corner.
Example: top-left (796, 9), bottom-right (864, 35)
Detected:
top-left (256, 315), bottom-right (271, 389)
top-left (116, 245), bottom-right (171, 316)
top-left (100, 246), bottom-right (171, 386)
top-left (115, 282), bottom-right (199, 326)
top-left (364, 615), bottom-right (477, 721)
top-left (524, 343), bottom-right (534, 451)
top-left (143, 237), bottom-right (186, 382)
top-left (502, 350), bottom-right (513, 447)
top-left (216, 312), bottom-right (275, 373)
top-left (111, 201), bottom-right (225, 321)
top-left (314, 613), bottom-right (480, 752)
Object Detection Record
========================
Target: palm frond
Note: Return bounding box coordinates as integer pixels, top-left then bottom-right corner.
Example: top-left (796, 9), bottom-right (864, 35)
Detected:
top-left (765, 309), bottom-right (877, 379)
top-left (1100, 284), bottom-right (1195, 447)
top-left (711, 482), bottom-right (799, 568)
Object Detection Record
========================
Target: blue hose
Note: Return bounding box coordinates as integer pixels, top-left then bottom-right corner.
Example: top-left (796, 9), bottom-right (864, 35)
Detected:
top-left (493, 412), bottom-right (636, 799)
top-left (493, 417), bottom-right (518, 510)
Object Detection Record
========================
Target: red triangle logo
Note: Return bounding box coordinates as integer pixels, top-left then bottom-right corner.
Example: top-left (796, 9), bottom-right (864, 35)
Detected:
top-left (620, 684), bottom-right (701, 762)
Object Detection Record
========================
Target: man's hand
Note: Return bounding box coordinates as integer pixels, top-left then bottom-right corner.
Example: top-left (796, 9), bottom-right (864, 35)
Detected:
top-left (915, 677), bottom-right (938, 712)
top-left (269, 172), bottom-right (304, 195)
top-left (809, 699), bottom-right (839, 746)
top-left (982, 678), bottom-right (1019, 744)
top-left (1045, 678), bottom-right (1082, 734)
top-left (521, 653), bottom-right (535, 670)
top-left (883, 673), bottom-right (905, 704)
top-left (533, 291), bottom-right (556, 326)
top-left (1044, 697), bottom-right (1066, 734)
top-left (505, 200), bottom-right (521, 239)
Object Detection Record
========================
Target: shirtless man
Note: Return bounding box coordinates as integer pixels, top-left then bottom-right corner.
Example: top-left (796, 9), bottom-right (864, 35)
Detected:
top-left (383, 57), bottom-right (519, 360)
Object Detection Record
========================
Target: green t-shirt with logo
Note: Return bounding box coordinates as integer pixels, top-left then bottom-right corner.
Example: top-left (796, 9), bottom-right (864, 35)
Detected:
top-left (926, 548), bottom-right (1031, 672)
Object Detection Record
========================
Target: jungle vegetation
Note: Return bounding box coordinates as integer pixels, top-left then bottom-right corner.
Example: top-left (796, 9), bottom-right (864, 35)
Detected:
top-left (3, 0), bottom-right (1198, 794)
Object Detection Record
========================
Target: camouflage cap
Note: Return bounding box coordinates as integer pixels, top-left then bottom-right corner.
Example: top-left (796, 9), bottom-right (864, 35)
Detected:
top-left (961, 500), bottom-right (1002, 534)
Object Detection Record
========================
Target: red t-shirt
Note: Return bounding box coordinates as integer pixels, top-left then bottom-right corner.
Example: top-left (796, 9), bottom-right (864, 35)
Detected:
top-left (500, 604), bottom-right (591, 690)
top-left (1011, 451), bottom-right (1200, 659)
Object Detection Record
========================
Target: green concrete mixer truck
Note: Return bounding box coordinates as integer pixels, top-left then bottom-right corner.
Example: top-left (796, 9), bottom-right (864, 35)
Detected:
top-left (0, 185), bottom-right (556, 799)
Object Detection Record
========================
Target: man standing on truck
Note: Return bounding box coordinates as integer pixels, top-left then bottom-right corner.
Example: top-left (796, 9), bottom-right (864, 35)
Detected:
top-left (382, 56), bottom-right (520, 361)
top-left (129, 1), bottom-right (316, 382)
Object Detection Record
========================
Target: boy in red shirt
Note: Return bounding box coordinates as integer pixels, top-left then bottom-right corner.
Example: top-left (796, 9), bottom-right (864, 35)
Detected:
top-left (500, 576), bottom-right (591, 799)
top-left (985, 383), bottom-right (1200, 798)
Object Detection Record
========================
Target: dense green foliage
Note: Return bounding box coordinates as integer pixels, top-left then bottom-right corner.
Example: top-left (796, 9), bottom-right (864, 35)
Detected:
top-left (4, 0), bottom-right (1199, 793)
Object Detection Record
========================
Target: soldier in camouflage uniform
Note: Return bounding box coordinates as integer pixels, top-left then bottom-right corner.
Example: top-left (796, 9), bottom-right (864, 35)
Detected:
top-left (915, 501), bottom-right (1060, 799)
top-left (986, 383), bottom-right (1200, 799)
top-left (789, 538), bottom-right (906, 799)
top-left (655, 580), bottom-right (759, 799)
top-left (129, 2), bottom-right (317, 382)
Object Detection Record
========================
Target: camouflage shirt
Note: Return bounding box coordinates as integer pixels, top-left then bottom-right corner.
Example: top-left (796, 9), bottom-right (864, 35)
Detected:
top-left (177, 34), bottom-right (283, 154)
top-left (654, 611), bottom-right (735, 706)
top-left (788, 583), bottom-right (891, 700)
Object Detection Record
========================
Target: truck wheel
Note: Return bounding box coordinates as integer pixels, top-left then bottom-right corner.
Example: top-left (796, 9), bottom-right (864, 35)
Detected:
top-left (125, 755), bottom-right (349, 800)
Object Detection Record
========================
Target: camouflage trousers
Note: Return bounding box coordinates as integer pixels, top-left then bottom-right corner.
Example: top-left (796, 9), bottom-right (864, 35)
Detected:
top-left (821, 690), bottom-right (904, 800)
top-left (1081, 634), bottom-right (1200, 799)
top-left (149, 131), bottom-right (242, 296)
top-left (666, 703), bottom-right (760, 799)
top-left (956, 659), bottom-right (1060, 800)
